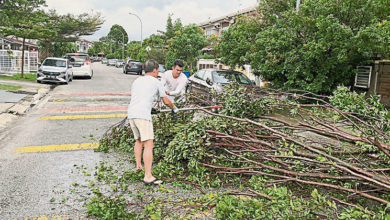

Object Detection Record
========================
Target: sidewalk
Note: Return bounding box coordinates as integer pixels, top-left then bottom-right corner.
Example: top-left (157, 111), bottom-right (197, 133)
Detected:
top-left (0, 79), bottom-right (51, 129)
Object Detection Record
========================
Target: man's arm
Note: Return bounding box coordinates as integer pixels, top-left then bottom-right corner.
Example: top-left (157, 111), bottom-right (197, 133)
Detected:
top-left (162, 96), bottom-right (175, 109)
top-left (167, 78), bottom-right (188, 96)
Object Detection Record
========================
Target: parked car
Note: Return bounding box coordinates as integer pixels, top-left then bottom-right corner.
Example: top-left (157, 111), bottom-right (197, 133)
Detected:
top-left (123, 60), bottom-right (143, 75)
top-left (101, 58), bottom-right (108, 64)
top-left (107, 59), bottom-right (117, 66)
top-left (115, 59), bottom-right (125, 68)
top-left (187, 69), bottom-right (255, 95)
top-left (64, 53), bottom-right (93, 79)
top-left (36, 57), bottom-right (73, 84)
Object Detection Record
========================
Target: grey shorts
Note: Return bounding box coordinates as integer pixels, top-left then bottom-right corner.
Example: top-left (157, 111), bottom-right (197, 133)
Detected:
top-left (128, 118), bottom-right (154, 142)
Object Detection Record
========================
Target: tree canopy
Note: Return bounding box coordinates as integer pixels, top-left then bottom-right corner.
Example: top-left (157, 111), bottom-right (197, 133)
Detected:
top-left (218, 0), bottom-right (390, 94)
top-left (170, 24), bottom-right (208, 72)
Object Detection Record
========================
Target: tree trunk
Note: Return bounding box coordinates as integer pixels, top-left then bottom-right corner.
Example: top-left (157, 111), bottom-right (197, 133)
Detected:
top-left (21, 37), bottom-right (25, 78)
top-left (44, 39), bottom-right (50, 60)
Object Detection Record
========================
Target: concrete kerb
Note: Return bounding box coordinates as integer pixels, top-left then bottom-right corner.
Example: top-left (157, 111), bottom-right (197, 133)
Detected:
top-left (0, 79), bottom-right (52, 129)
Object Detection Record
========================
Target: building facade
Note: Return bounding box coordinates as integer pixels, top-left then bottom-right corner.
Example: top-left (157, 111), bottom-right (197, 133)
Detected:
top-left (198, 6), bottom-right (258, 38)
top-left (74, 39), bottom-right (93, 53)
top-left (0, 37), bottom-right (39, 51)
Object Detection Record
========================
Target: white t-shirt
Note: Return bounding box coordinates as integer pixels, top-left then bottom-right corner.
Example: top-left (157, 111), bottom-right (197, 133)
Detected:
top-left (128, 75), bottom-right (167, 121)
top-left (161, 70), bottom-right (188, 102)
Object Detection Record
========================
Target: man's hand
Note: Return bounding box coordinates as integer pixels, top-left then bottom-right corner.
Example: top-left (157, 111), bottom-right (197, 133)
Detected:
top-left (151, 108), bottom-right (159, 114)
top-left (166, 91), bottom-right (170, 96)
top-left (172, 106), bottom-right (179, 113)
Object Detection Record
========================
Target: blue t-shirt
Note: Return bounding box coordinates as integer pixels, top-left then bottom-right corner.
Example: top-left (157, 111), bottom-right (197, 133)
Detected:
top-left (128, 75), bottom-right (167, 121)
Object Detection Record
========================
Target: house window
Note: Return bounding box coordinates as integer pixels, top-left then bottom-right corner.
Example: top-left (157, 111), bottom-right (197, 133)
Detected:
top-left (206, 30), bottom-right (212, 36)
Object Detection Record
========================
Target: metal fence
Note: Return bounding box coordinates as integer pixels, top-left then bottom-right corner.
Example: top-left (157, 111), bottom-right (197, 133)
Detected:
top-left (0, 50), bottom-right (39, 74)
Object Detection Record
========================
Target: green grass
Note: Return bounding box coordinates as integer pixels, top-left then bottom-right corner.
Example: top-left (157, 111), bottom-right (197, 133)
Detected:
top-left (0, 84), bottom-right (22, 91)
top-left (0, 73), bottom-right (36, 81)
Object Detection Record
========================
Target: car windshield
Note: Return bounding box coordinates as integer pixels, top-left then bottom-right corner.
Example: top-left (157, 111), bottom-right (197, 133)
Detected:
top-left (159, 65), bottom-right (165, 72)
top-left (212, 71), bottom-right (252, 84)
top-left (43, 59), bottom-right (66, 67)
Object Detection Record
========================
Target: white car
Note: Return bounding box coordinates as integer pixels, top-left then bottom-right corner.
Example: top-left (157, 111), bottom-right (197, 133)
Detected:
top-left (64, 53), bottom-right (93, 79)
top-left (36, 57), bottom-right (73, 84)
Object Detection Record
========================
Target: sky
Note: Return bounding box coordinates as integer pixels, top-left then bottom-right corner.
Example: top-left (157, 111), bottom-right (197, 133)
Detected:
top-left (45, 0), bottom-right (258, 42)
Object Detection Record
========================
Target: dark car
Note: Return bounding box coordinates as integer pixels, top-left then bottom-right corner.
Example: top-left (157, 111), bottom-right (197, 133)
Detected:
top-left (187, 69), bottom-right (255, 95)
top-left (123, 60), bottom-right (143, 75)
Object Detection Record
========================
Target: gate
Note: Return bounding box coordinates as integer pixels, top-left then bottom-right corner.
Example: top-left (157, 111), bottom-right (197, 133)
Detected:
top-left (0, 50), bottom-right (39, 74)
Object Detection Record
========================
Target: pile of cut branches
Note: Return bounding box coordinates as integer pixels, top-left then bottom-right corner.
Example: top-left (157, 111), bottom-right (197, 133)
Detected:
top-left (98, 84), bottom-right (390, 217)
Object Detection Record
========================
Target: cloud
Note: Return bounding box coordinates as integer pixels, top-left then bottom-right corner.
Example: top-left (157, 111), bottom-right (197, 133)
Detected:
top-left (45, 0), bottom-right (258, 41)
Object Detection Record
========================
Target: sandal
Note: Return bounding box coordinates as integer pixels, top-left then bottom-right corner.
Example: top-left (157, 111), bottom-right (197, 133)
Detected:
top-left (144, 178), bottom-right (163, 185)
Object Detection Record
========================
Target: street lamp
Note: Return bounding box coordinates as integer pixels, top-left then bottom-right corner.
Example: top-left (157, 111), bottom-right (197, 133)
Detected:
top-left (129, 12), bottom-right (143, 47)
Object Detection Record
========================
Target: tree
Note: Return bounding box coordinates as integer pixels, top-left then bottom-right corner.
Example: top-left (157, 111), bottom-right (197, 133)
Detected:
top-left (107, 24), bottom-right (128, 47)
top-left (39, 10), bottom-right (103, 59)
top-left (38, 41), bottom-right (77, 57)
top-left (145, 48), bottom-right (166, 64)
top-left (174, 18), bottom-right (183, 32)
top-left (126, 41), bottom-right (142, 60)
top-left (0, 0), bottom-right (54, 77)
top-left (217, 0), bottom-right (390, 94)
top-left (217, 16), bottom-right (263, 68)
top-left (165, 14), bottom-right (175, 40)
top-left (170, 24), bottom-right (208, 73)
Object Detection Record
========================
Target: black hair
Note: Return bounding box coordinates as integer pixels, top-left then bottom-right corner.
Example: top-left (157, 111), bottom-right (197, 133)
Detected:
top-left (173, 59), bottom-right (184, 68)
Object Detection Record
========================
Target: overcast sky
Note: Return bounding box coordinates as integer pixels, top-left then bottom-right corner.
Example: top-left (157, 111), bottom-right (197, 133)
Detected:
top-left (45, 0), bottom-right (258, 42)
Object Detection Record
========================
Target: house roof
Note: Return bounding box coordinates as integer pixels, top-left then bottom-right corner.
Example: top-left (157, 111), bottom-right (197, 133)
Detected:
top-left (1, 37), bottom-right (38, 47)
top-left (199, 5), bottom-right (258, 27)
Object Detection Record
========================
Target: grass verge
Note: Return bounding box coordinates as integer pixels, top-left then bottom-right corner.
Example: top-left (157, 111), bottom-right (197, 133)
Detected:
top-left (0, 84), bottom-right (22, 91)
top-left (0, 73), bottom-right (36, 82)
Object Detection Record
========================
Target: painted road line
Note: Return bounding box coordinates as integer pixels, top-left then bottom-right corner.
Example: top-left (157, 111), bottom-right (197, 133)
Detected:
top-left (13, 142), bottom-right (99, 153)
top-left (39, 114), bottom-right (127, 120)
top-left (11, 213), bottom-right (86, 219)
top-left (55, 92), bottom-right (131, 96)
top-left (44, 106), bottom-right (128, 113)
top-left (52, 97), bottom-right (71, 102)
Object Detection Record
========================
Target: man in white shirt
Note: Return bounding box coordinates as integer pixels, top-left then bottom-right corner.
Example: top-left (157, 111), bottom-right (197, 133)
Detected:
top-left (161, 59), bottom-right (188, 102)
top-left (128, 59), bottom-right (178, 185)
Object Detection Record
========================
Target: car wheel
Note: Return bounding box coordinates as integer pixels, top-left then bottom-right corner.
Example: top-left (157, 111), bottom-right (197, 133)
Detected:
top-left (88, 71), bottom-right (93, 79)
top-left (37, 80), bottom-right (41, 84)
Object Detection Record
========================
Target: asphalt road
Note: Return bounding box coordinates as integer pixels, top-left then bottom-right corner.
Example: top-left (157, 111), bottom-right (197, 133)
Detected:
top-left (0, 63), bottom-right (139, 219)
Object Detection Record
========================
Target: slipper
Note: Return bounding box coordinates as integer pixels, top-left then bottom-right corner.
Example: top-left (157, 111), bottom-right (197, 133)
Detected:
top-left (144, 179), bottom-right (163, 185)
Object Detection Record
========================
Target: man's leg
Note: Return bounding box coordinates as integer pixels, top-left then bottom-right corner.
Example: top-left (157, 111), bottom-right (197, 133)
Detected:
top-left (134, 139), bottom-right (143, 170)
top-left (142, 139), bottom-right (155, 182)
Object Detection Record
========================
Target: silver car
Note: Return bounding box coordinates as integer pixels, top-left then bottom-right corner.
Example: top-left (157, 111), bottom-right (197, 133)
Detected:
top-left (36, 57), bottom-right (73, 84)
top-left (107, 59), bottom-right (117, 66)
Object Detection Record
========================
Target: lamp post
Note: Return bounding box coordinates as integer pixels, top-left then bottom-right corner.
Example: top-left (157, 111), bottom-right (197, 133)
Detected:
top-left (129, 12), bottom-right (143, 47)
